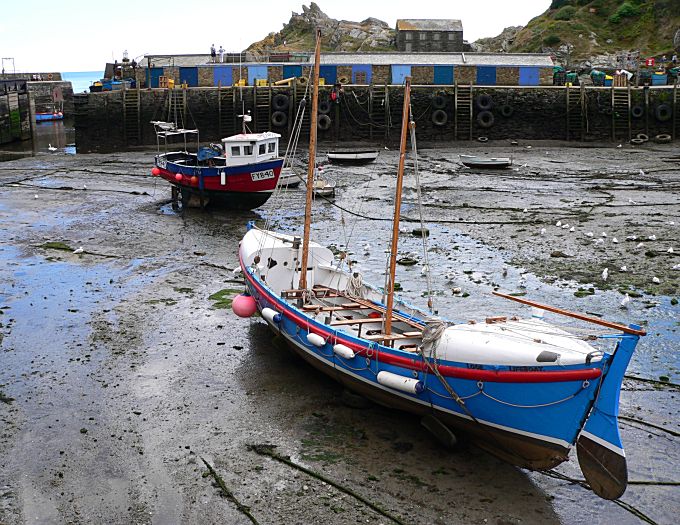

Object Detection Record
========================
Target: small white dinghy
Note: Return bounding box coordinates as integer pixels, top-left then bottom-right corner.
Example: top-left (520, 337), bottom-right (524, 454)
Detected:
top-left (278, 167), bottom-right (303, 188)
top-left (459, 154), bottom-right (512, 169)
top-left (312, 177), bottom-right (336, 197)
top-left (327, 150), bottom-right (379, 164)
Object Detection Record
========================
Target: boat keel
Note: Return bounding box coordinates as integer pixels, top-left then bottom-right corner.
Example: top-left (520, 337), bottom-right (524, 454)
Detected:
top-left (577, 433), bottom-right (627, 500)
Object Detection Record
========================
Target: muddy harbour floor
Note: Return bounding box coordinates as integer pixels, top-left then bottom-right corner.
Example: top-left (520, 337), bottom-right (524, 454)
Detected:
top-left (0, 139), bottom-right (678, 525)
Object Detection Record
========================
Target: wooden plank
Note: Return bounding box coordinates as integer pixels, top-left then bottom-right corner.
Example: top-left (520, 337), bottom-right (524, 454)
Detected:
top-left (492, 291), bottom-right (646, 336)
top-left (330, 317), bottom-right (387, 326)
top-left (301, 303), bottom-right (367, 312)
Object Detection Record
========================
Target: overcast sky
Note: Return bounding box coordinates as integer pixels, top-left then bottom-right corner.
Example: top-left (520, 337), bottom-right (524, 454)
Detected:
top-left (1, 0), bottom-right (551, 72)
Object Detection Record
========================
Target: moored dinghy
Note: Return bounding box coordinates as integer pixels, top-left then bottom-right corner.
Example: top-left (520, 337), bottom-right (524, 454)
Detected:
top-left (327, 150), bottom-right (379, 164)
top-left (459, 154), bottom-right (512, 168)
top-left (235, 30), bottom-right (645, 501)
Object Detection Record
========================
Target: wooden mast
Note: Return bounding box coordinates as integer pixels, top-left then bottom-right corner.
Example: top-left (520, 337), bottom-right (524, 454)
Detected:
top-left (384, 77), bottom-right (412, 336)
top-left (298, 29), bottom-right (322, 292)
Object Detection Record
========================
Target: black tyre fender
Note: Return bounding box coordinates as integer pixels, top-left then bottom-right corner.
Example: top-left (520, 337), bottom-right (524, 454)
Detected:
top-left (630, 105), bottom-right (644, 119)
top-left (655, 104), bottom-right (672, 122)
top-left (318, 100), bottom-right (331, 114)
top-left (654, 133), bottom-right (672, 144)
top-left (630, 138), bottom-right (645, 145)
top-left (432, 94), bottom-right (447, 109)
top-left (475, 94), bottom-right (493, 111)
top-left (318, 114), bottom-right (332, 131)
top-left (477, 136), bottom-right (489, 143)
top-left (271, 111), bottom-right (288, 127)
top-left (635, 133), bottom-right (649, 142)
top-left (431, 109), bottom-right (448, 126)
top-left (272, 93), bottom-right (289, 111)
top-left (499, 104), bottom-right (514, 118)
top-left (476, 110), bottom-right (495, 128)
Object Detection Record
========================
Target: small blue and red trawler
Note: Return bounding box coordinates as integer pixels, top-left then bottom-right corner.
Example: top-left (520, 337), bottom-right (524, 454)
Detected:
top-left (35, 111), bottom-right (64, 122)
top-left (232, 31), bottom-right (646, 502)
top-left (152, 122), bottom-right (283, 209)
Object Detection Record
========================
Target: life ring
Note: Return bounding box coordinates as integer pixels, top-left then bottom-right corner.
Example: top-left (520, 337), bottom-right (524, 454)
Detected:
top-left (47, 73), bottom-right (53, 80)
top-left (655, 104), bottom-right (672, 122)
top-left (431, 109), bottom-right (448, 126)
top-left (318, 100), bottom-right (331, 114)
top-left (318, 114), bottom-right (332, 131)
top-left (272, 93), bottom-right (289, 111)
top-left (476, 110), bottom-right (495, 128)
top-left (271, 111), bottom-right (288, 127)
top-left (635, 133), bottom-right (649, 142)
top-left (477, 136), bottom-right (489, 143)
top-left (432, 94), bottom-right (447, 109)
top-left (475, 94), bottom-right (493, 111)
top-left (630, 105), bottom-right (644, 118)
top-left (338, 76), bottom-right (349, 84)
top-left (653, 133), bottom-right (672, 144)
top-left (499, 104), bottom-right (514, 118)
top-left (630, 138), bottom-right (645, 145)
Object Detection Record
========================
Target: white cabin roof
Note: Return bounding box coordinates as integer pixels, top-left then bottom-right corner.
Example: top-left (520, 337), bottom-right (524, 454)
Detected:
top-left (222, 132), bottom-right (281, 144)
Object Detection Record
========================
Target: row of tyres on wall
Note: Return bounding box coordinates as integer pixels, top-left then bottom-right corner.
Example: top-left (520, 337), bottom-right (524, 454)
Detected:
top-left (145, 65), bottom-right (546, 88)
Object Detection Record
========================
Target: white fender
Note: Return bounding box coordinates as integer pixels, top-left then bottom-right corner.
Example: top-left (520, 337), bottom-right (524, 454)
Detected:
top-left (333, 344), bottom-right (355, 359)
top-left (261, 307), bottom-right (281, 324)
top-left (377, 371), bottom-right (424, 394)
top-left (307, 332), bottom-right (326, 347)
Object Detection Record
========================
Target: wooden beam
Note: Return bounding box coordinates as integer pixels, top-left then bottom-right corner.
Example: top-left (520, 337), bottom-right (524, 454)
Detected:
top-left (492, 291), bottom-right (646, 336)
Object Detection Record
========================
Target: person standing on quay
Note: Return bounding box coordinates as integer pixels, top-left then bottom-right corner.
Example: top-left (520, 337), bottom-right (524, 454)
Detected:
top-left (218, 45), bottom-right (225, 63)
top-left (210, 44), bottom-right (216, 63)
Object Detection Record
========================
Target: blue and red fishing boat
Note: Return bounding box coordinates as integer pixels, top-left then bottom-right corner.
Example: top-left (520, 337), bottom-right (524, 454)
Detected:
top-left (152, 121), bottom-right (283, 209)
top-left (35, 111), bottom-right (64, 122)
top-left (233, 32), bottom-right (645, 501)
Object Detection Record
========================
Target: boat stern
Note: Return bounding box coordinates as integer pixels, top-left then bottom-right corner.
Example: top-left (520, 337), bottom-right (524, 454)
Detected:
top-left (577, 329), bottom-right (641, 499)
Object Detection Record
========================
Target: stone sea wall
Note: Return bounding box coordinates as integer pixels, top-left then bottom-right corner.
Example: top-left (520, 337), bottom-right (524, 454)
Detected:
top-left (74, 84), bottom-right (678, 153)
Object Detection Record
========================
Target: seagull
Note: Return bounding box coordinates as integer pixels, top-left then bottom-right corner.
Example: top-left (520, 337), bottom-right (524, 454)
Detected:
top-left (670, 221), bottom-right (675, 226)
top-left (635, 242), bottom-right (644, 249)
top-left (601, 232), bottom-right (607, 238)
top-left (585, 232), bottom-right (594, 238)
top-left (556, 221), bottom-right (562, 227)
top-left (612, 237), bottom-right (619, 243)
top-left (648, 234), bottom-right (657, 241)
top-left (73, 247), bottom-right (84, 254)
top-left (231, 266), bottom-right (242, 275)
top-left (523, 208), bottom-right (528, 213)
top-left (620, 293), bottom-right (631, 308)
top-left (620, 265), bottom-right (627, 272)
top-left (594, 238), bottom-right (605, 245)
top-left (668, 247), bottom-right (674, 253)
top-left (421, 264), bottom-right (430, 275)
top-left (540, 228), bottom-right (546, 235)
top-left (616, 144), bottom-right (622, 148)
top-left (672, 263), bottom-right (680, 271)
top-left (384, 146), bottom-right (389, 150)
top-left (639, 169), bottom-right (645, 177)
top-left (652, 276), bottom-right (660, 284)
top-left (562, 223), bottom-right (570, 229)
top-left (362, 242), bottom-right (371, 252)
top-left (452, 287), bottom-right (462, 294)
top-left (502, 265), bottom-right (509, 277)
top-left (82, 184), bottom-right (87, 190)
top-left (34, 194), bottom-right (39, 199)
top-left (628, 198), bottom-right (638, 204)
top-left (48, 143), bottom-right (57, 152)
top-left (601, 268), bottom-right (609, 281)
top-left (526, 145), bottom-right (532, 149)
top-left (626, 235), bottom-right (637, 241)
top-left (569, 227), bottom-right (575, 232)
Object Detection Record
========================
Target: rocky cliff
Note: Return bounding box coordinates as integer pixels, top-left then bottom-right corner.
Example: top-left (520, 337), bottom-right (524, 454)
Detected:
top-left (247, 2), bottom-right (394, 54)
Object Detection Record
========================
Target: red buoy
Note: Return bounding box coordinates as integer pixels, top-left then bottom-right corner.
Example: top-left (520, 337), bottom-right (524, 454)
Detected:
top-left (232, 293), bottom-right (257, 317)
top-left (190, 175), bottom-right (198, 185)
top-left (151, 167), bottom-right (160, 176)
top-left (175, 173), bottom-right (183, 182)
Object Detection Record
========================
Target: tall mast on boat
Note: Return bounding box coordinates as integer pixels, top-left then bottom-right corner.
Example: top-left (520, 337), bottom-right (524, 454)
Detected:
top-left (384, 77), bottom-right (412, 336)
top-left (298, 29), bottom-right (322, 291)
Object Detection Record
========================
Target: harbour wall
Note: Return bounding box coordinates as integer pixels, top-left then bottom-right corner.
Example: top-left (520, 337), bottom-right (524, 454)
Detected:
top-left (73, 84), bottom-right (678, 153)
top-left (0, 80), bottom-right (32, 144)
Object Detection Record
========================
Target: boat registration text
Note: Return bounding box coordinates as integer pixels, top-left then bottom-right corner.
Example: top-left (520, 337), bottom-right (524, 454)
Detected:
top-left (251, 169), bottom-right (275, 182)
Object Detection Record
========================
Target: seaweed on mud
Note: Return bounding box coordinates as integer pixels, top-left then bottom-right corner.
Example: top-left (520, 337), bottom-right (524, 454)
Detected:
top-left (38, 241), bottom-right (74, 251)
top-left (209, 288), bottom-right (242, 309)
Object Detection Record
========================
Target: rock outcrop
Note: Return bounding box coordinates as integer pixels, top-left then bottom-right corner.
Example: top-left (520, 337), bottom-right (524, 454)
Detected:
top-left (471, 26), bottom-right (522, 53)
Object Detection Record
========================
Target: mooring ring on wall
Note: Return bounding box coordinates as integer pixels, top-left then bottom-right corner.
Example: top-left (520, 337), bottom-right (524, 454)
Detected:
top-left (318, 114), bottom-right (332, 130)
top-left (271, 111), bottom-right (288, 127)
top-left (432, 94), bottom-right (447, 109)
top-left (337, 76), bottom-right (350, 84)
top-left (272, 93), bottom-right (289, 111)
top-left (475, 94), bottom-right (493, 111)
top-left (655, 104), bottom-right (672, 122)
top-left (630, 105), bottom-right (644, 119)
top-left (318, 100), bottom-right (331, 114)
top-left (653, 133), bottom-right (672, 144)
top-left (431, 109), bottom-right (448, 126)
top-left (499, 104), bottom-right (514, 118)
top-left (476, 110), bottom-right (495, 128)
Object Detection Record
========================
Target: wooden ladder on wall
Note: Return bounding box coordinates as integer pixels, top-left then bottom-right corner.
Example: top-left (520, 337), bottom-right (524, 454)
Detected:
top-left (293, 82), bottom-right (310, 139)
top-left (369, 84), bottom-right (389, 141)
top-left (454, 84), bottom-right (472, 140)
top-left (254, 85), bottom-right (271, 133)
top-left (218, 87), bottom-right (236, 137)
top-left (566, 84), bottom-right (584, 141)
top-left (168, 88), bottom-right (186, 129)
top-left (674, 81), bottom-right (679, 141)
top-left (123, 87), bottom-right (140, 145)
top-left (611, 86), bottom-right (631, 142)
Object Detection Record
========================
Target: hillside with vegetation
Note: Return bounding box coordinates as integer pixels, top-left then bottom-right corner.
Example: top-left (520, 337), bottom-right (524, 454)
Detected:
top-left (508, 0), bottom-right (679, 62)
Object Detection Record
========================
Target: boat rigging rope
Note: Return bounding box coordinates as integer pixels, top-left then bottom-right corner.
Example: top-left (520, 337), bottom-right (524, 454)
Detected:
top-left (408, 108), bottom-right (435, 313)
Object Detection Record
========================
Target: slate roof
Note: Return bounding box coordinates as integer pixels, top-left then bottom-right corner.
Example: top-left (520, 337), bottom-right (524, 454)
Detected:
top-left (317, 52), bottom-right (554, 67)
top-left (396, 19), bottom-right (463, 32)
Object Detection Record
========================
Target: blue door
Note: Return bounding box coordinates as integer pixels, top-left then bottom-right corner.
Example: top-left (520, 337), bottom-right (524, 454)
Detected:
top-left (179, 67), bottom-right (198, 87)
top-left (433, 66), bottom-right (454, 85)
top-left (519, 67), bottom-right (540, 86)
top-left (214, 66), bottom-right (233, 87)
top-left (248, 65), bottom-right (268, 85)
top-left (352, 65), bottom-right (372, 84)
top-left (283, 65), bottom-right (302, 79)
top-left (476, 66), bottom-right (497, 85)
top-left (319, 65), bottom-right (337, 84)
top-left (391, 65), bottom-right (411, 84)
top-left (148, 67), bottom-right (163, 88)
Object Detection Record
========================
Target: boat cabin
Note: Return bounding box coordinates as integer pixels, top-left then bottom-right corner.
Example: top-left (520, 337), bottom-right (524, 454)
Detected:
top-left (221, 132), bottom-right (280, 167)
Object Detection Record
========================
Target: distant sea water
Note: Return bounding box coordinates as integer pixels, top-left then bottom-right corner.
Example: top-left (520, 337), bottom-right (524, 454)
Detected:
top-left (61, 71), bottom-right (103, 94)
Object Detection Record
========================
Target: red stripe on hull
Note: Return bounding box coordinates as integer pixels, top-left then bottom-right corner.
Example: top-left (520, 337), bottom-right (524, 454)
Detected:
top-left (158, 165), bottom-right (282, 194)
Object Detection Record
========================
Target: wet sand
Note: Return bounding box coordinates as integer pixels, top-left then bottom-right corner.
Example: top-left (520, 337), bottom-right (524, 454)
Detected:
top-left (0, 142), bottom-right (678, 524)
